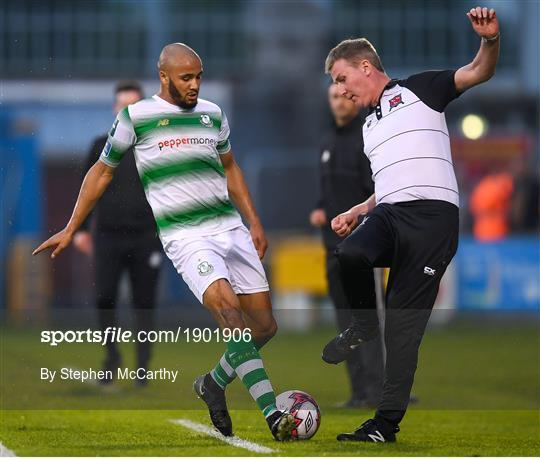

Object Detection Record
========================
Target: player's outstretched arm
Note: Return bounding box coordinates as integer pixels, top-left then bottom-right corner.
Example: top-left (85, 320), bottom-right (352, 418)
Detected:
top-left (221, 150), bottom-right (268, 259)
top-left (32, 161), bottom-right (115, 258)
top-left (455, 6), bottom-right (500, 92)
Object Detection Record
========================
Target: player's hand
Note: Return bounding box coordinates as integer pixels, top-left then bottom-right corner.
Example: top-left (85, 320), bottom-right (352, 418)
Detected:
top-left (331, 211), bottom-right (358, 237)
top-left (309, 209), bottom-right (327, 228)
top-left (250, 221), bottom-right (268, 259)
top-left (467, 6), bottom-right (499, 39)
top-left (73, 231), bottom-right (93, 256)
top-left (32, 228), bottom-right (74, 259)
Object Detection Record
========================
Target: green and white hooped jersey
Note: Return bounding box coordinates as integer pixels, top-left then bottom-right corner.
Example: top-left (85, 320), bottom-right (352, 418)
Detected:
top-left (99, 95), bottom-right (242, 244)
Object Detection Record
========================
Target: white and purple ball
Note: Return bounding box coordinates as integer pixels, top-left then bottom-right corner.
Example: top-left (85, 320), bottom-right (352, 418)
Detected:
top-left (276, 390), bottom-right (321, 440)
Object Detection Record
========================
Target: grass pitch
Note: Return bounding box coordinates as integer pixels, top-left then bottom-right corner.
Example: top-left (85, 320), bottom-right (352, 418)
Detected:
top-left (1, 318), bottom-right (539, 456)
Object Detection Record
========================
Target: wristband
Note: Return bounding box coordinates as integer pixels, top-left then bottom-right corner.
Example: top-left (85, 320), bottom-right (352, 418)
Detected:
top-left (481, 33), bottom-right (500, 43)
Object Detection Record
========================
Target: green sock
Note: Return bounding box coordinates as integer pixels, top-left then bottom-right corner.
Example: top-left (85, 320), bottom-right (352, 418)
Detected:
top-left (220, 337), bottom-right (277, 418)
top-left (210, 341), bottom-right (262, 389)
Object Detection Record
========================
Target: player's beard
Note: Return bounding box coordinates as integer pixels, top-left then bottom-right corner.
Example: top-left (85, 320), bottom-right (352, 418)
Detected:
top-left (169, 80), bottom-right (197, 109)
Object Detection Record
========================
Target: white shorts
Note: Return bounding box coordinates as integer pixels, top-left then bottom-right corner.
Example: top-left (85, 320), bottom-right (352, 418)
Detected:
top-left (164, 225), bottom-right (270, 303)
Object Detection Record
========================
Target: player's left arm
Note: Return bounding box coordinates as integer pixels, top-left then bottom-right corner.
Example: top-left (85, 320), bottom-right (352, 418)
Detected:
top-left (221, 150), bottom-right (268, 259)
top-left (455, 6), bottom-right (500, 92)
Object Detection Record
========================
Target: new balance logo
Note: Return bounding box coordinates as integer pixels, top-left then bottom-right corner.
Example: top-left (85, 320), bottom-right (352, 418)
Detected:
top-left (349, 337), bottom-right (363, 349)
top-left (359, 216), bottom-right (370, 226)
top-left (424, 266), bottom-right (436, 276)
top-left (368, 430), bottom-right (386, 442)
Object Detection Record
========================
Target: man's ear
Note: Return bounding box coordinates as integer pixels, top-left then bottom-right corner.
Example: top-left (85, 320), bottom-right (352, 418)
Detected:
top-left (159, 70), bottom-right (168, 84)
top-left (361, 59), bottom-right (371, 75)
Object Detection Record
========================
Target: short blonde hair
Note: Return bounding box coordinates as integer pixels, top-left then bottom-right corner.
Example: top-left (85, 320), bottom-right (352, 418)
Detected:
top-left (325, 38), bottom-right (384, 73)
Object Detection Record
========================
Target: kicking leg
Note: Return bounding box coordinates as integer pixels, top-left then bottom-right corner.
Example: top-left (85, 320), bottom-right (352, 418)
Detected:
top-left (322, 210), bottom-right (394, 364)
top-left (209, 291), bottom-right (277, 389)
top-left (337, 201), bottom-right (459, 443)
top-left (195, 279), bottom-right (293, 440)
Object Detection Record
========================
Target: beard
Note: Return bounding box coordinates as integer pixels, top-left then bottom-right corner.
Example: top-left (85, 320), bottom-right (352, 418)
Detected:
top-left (169, 80), bottom-right (197, 109)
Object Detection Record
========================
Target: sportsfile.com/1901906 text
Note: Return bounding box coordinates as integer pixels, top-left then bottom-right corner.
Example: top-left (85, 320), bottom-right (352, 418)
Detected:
top-left (40, 327), bottom-right (252, 347)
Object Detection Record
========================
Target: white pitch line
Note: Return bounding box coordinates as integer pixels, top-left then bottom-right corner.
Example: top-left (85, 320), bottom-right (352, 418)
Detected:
top-left (170, 419), bottom-right (277, 454)
top-left (0, 441), bottom-right (16, 457)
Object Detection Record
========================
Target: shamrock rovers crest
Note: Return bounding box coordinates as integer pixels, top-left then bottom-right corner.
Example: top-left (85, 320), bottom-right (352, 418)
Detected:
top-left (199, 114), bottom-right (213, 127)
top-left (197, 261), bottom-right (214, 276)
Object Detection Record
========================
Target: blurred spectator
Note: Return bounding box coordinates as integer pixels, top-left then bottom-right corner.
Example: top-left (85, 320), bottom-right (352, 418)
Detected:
top-left (310, 84), bottom-right (383, 408)
top-left (469, 171), bottom-right (514, 241)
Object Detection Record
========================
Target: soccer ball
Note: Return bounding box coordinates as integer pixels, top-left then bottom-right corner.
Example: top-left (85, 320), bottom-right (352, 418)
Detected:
top-left (276, 390), bottom-right (321, 440)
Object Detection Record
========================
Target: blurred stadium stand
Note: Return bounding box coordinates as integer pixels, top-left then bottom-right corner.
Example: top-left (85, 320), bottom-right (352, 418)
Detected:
top-left (1, 0), bottom-right (538, 314)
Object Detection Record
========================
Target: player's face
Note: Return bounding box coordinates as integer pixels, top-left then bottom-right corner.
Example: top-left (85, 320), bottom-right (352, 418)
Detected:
top-left (165, 58), bottom-right (203, 109)
top-left (113, 90), bottom-right (142, 114)
top-left (328, 83), bottom-right (358, 121)
top-left (331, 59), bottom-right (373, 108)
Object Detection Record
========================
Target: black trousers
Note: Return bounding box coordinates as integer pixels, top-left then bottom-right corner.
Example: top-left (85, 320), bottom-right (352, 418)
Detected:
top-left (95, 231), bottom-right (162, 368)
top-left (335, 200), bottom-right (459, 427)
top-left (325, 251), bottom-right (384, 403)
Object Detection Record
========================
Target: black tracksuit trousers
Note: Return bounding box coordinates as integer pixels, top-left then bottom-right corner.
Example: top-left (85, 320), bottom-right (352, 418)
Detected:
top-left (95, 231), bottom-right (162, 368)
top-left (335, 200), bottom-right (459, 428)
top-left (325, 251), bottom-right (384, 403)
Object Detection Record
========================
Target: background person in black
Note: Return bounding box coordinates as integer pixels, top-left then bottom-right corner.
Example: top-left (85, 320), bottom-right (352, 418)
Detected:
top-left (323, 6), bottom-right (500, 442)
top-left (73, 81), bottom-right (163, 386)
top-left (310, 83), bottom-right (383, 408)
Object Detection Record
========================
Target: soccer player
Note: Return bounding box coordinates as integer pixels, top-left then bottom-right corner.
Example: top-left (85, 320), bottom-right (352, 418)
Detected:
top-left (310, 84), bottom-right (384, 408)
top-left (33, 43), bottom-right (295, 441)
top-left (322, 6), bottom-right (499, 442)
top-left (73, 81), bottom-right (162, 386)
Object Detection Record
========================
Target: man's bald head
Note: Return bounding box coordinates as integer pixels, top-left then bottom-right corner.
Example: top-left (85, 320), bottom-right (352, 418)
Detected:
top-left (157, 43), bottom-right (202, 72)
top-left (157, 43), bottom-right (203, 109)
